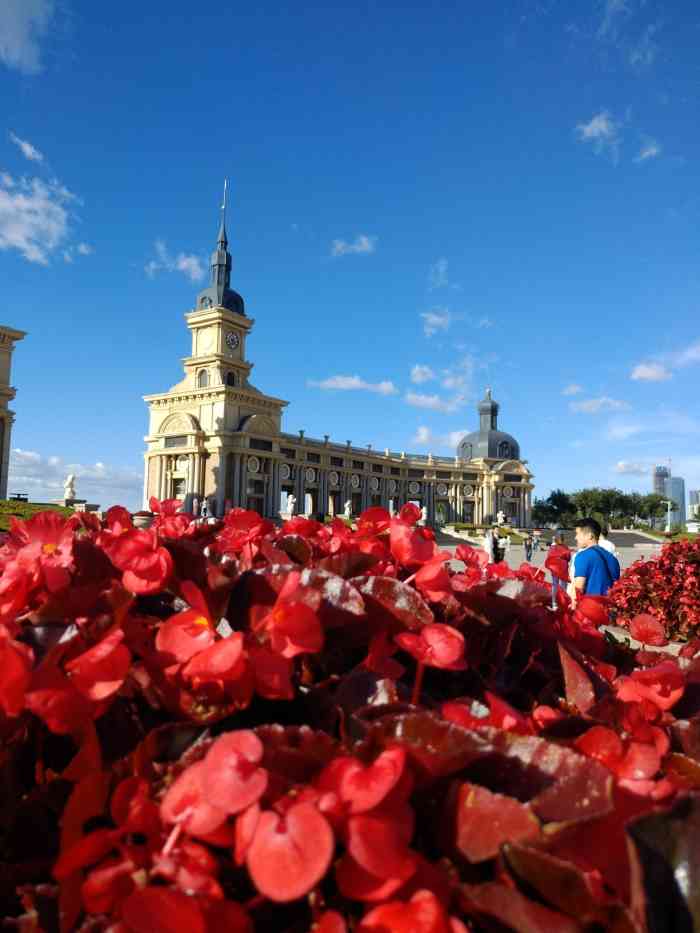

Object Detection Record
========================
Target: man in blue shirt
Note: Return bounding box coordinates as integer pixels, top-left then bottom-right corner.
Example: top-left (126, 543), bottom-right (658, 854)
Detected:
top-left (572, 517), bottom-right (621, 601)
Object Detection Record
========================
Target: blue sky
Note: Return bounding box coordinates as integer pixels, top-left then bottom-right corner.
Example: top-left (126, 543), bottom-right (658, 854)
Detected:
top-left (0, 0), bottom-right (698, 511)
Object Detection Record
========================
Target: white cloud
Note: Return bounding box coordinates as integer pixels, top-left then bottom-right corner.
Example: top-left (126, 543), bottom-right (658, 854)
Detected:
top-left (144, 239), bottom-right (205, 283)
top-left (9, 131), bottom-right (44, 163)
top-left (0, 0), bottom-right (54, 74)
top-left (570, 396), bottom-right (630, 414)
top-left (562, 383), bottom-right (583, 396)
top-left (411, 425), bottom-right (469, 448)
top-left (76, 241), bottom-right (94, 255)
top-left (8, 448), bottom-right (143, 512)
top-left (420, 307), bottom-right (450, 337)
top-left (62, 249), bottom-right (72, 263)
top-left (631, 362), bottom-right (671, 382)
top-left (597, 0), bottom-right (629, 40)
top-left (410, 364), bottom-right (435, 384)
top-left (0, 173), bottom-right (77, 264)
top-left (635, 138), bottom-right (661, 162)
top-left (405, 391), bottom-right (465, 413)
top-left (476, 317), bottom-right (493, 329)
top-left (614, 460), bottom-right (650, 476)
top-left (429, 258), bottom-right (448, 290)
top-left (308, 374), bottom-right (397, 395)
top-left (575, 111), bottom-right (621, 162)
top-left (606, 420), bottom-right (643, 441)
top-left (675, 342), bottom-right (700, 368)
top-left (330, 234), bottom-right (377, 257)
top-left (629, 22), bottom-right (659, 69)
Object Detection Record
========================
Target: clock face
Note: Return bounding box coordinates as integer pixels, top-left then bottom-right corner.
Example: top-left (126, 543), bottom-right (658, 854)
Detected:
top-left (226, 331), bottom-right (240, 351)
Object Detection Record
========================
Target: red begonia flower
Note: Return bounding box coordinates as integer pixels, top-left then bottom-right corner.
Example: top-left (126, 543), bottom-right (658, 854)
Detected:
top-left (629, 613), bottom-right (668, 647)
top-left (390, 521), bottom-right (438, 568)
top-left (357, 507), bottom-right (392, 535)
top-left (107, 528), bottom-right (174, 595)
top-left (160, 760), bottom-right (228, 837)
top-left (53, 828), bottom-right (121, 881)
top-left (10, 510), bottom-right (75, 592)
top-left (121, 886), bottom-right (206, 933)
top-left (398, 503), bottom-right (421, 526)
top-left (260, 600), bottom-right (323, 658)
top-left (345, 799), bottom-right (416, 880)
top-left (357, 889), bottom-right (455, 933)
top-left (110, 777), bottom-right (160, 835)
top-left (616, 660), bottom-right (684, 711)
top-left (156, 614), bottom-right (216, 665)
top-left (314, 911), bottom-right (348, 933)
top-left (316, 748), bottom-right (406, 815)
top-left (181, 633), bottom-right (246, 690)
top-left (247, 642), bottom-right (295, 700)
top-left (575, 595), bottom-right (609, 628)
top-left (246, 801), bottom-right (334, 902)
top-left (455, 544), bottom-right (489, 569)
top-left (396, 624), bottom-right (466, 671)
top-left (25, 664), bottom-right (93, 734)
top-left (65, 625), bottom-right (131, 701)
top-left (0, 625), bottom-right (33, 717)
top-left (0, 561), bottom-right (30, 627)
top-left (414, 558), bottom-right (453, 603)
top-left (202, 731), bottom-right (268, 814)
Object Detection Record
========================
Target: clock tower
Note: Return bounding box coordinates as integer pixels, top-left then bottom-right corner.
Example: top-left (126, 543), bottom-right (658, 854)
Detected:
top-left (143, 188), bottom-right (287, 512)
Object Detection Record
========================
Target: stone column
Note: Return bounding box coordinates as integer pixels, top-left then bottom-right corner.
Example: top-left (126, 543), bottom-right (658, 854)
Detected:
top-left (231, 454), bottom-right (241, 508)
top-left (297, 465), bottom-right (306, 516)
top-left (156, 456), bottom-right (164, 501)
top-left (188, 453), bottom-right (196, 494)
top-left (318, 469), bottom-right (328, 519)
top-left (142, 455), bottom-right (150, 510)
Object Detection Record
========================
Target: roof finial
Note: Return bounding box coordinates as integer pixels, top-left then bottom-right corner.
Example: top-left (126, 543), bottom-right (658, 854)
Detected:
top-left (485, 386), bottom-right (492, 400)
top-left (217, 178), bottom-right (228, 248)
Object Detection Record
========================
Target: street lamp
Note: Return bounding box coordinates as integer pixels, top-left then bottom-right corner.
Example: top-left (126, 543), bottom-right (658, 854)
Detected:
top-left (661, 499), bottom-right (673, 534)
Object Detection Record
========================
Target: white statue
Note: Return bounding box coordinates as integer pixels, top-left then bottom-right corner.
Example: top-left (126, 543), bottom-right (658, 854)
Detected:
top-left (201, 498), bottom-right (209, 519)
top-left (343, 499), bottom-right (352, 519)
top-left (420, 505), bottom-right (428, 526)
top-left (63, 474), bottom-right (76, 501)
top-left (496, 509), bottom-right (506, 526)
top-left (287, 494), bottom-right (297, 517)
top-left (192, 496), bottom-right (200, 517)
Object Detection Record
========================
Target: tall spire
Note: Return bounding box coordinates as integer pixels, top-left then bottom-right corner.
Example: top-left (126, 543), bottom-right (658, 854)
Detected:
top-left (217, 178), bottom-right (228, 248)
top-left (195, 180), bottom-right (245, 315)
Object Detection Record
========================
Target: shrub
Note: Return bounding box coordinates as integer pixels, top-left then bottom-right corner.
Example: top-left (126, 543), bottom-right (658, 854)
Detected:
top-left (608, 537), bottom-right (700, 641)
top-left (0, 501), bottom-right (696, 929)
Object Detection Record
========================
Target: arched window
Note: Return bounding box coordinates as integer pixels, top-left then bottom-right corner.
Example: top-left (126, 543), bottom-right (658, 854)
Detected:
top-left (226, 371), bottom-right (236, 387)
top-left (197, 370), bottom-right (209, 389)
top-left (461, 443), bottom-right (472, 461)
top-left (498, 441), bottom-right (511, 459)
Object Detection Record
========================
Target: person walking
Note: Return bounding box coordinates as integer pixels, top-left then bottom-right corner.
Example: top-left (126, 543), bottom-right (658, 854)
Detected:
top-left (598, 526), bottom-right (617, 555)
top-left (524, 534), bottom-right (533, 562)
top-left (545, 534), bottom-right (571, 610)
top-left (571, 518), bottom-right (621, 607)
top-left (483, 527), bottom-right (496, 564)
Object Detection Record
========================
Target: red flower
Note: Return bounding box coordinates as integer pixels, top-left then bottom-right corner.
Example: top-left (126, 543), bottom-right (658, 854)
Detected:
top-left (246, 801), bottom-right (334, 902)
top-left (629, 613), bottom-right (668, 647)
top-left (254, 573), bottom-right (323, 658)
top-left (414, 557), bottom-right (453, 603)
top-left (616, 660), bottom-right (684, 711)
top-left (106, 528), bottom-right (174, 594)
top-left (357, 889), bottom-right (462, 933)
top-left (201, 731), bottom-right (268, 814)
top-left (390, 520), bottom-right (439, 569)
top-left (64, 625), bottom-right (131, 701)
top-left (396, 624), bottom-right (466, 671)
top-left (316, 748), bottom-right (407, 815)
top-left (0, 624), bottom-right (33, 717)
top-left (10, 510), bottom-right (74, 592)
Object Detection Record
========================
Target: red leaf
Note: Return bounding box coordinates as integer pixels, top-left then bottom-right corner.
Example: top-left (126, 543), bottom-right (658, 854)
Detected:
top-left (454, 782), bottom-right (540, 862)
top-left (246, 802), bottom-right (334, 902)
top-left (558, 643), bottom-right (595, 713)
top-left (352, 575), bottom-right (434, 633)
top-left (358, 890), bottom-right (453, 933)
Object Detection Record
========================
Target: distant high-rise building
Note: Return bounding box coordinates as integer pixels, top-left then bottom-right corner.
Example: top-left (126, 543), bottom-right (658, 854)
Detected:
top-left (689, 489), bottom-right (700, 507)
top-left (664, 476), bottom-right (686, 526)
top-left (653, 464), bottom-right (670, 496)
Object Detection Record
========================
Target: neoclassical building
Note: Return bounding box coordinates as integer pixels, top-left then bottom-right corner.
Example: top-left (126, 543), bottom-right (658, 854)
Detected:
top-left (0, 325), bottom-right (26, 500)
top-left (143, 212), bottom-right (534, 526)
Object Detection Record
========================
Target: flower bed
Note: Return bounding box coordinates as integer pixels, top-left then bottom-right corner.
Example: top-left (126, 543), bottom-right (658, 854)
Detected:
top-left (0, 499), bottom-right (699, 931)
top-left (609, 537), bottom-right (700, 642)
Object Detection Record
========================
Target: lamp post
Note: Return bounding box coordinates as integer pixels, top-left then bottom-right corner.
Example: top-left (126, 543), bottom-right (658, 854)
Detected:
top-left (662, 499), bottom-right (673, 534)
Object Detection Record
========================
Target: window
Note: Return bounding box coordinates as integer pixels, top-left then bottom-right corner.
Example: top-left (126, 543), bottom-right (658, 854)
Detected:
top-left (352, 460), bottom-right (365, 470)
top-left (250, 438), bottom-right (273, 451)
top-left (164, 435), bottom-right (187, 448)
top-left (390, 467), bottom-right (401, 476)
top-left (281, 447), bottom-right (296, 458)
top-left (330, 456), bottom-right (343, 467)
top-left (462, 473), bottom-right (478, 481)
top-left (226, 371), bottom-right (237, 387)
top-left (197, 370), bottom-right (209, 389)
top-left (504, 474), bottom-right (522, 483)
top-left (408, 469), bottom-right (423, 478)
top-left (461, 444), bottom-right (473, 460)
top-left (372, 464), bottom-right (383, 474)
top-left (497, 442), bottom-right (511, 458)
top-left (437, 472), bottom-right (451, 479)
top-left (307, 453), bottom-right (320, 463)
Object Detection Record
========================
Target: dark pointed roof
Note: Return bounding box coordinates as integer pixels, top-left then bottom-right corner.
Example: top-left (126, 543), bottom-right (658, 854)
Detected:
top-left (456, 389), bottom-right (521, 461)
top-left (196, 181), bottom-right (245, 315)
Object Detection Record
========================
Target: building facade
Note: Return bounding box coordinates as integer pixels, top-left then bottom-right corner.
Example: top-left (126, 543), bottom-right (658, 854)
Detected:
top-left (0, 326), bottom-right (26, 500)
top-left (664, 476), bottom-right (686, 527)
top-left (653, 464), bottom-right (670, 497)
top-left (143, 214), bottom-right (534, 526)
